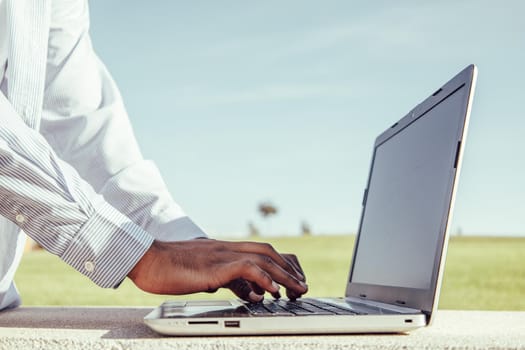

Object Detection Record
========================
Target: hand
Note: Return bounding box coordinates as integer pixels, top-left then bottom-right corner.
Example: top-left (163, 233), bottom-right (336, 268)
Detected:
top-left (128, 239), bottom-right (308, 302)
top-left (226, 253), bottom-right (306, 301)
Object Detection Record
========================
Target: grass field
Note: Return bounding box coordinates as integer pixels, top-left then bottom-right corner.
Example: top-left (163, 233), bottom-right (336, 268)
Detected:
top-left (14, 235), bottom-right (525, 310)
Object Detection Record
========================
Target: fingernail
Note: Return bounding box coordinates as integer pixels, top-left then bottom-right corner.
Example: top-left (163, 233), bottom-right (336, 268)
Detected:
top-left (271, 281), bottom-right (280, 292)
top-left (299, 281), bottom-right (308, 290)
top-left (248, 291), bottom-right (263, 303)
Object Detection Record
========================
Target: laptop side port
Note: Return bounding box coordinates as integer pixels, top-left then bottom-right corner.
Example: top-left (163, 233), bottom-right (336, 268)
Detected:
top-left (188, 321), bottom-right (218, 325)
top-left (224, 320), bottom-right (240, 328)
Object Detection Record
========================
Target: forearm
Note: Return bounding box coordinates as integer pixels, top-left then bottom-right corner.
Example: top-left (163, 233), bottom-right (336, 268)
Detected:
top-left (0, 94), bottom-right (153, 288)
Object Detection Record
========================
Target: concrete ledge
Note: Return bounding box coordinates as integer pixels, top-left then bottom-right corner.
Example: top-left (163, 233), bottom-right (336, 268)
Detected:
top-left (0, 307), bottom-right (524, 349)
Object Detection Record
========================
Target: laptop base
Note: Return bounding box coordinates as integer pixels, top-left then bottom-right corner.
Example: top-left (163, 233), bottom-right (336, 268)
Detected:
top-left (144, 297), bottom-right (427, 336)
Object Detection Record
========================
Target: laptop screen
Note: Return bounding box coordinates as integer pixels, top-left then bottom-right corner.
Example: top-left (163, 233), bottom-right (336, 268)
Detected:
top-left (350, 85), bottom-right (467, 290)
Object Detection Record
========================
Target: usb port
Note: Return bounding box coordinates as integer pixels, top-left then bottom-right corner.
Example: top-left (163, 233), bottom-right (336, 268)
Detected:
top-left (224, 320), bottom-right (240, 328)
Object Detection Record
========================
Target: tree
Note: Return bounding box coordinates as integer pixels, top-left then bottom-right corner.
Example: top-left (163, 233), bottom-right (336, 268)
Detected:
top-left (301, 220), bottom-right (312, 236)
top-left (248, 221), bottom-right (260, 237)
top-left (258, 202), bottom-right (278, 218)
top-left (258, 202), bottom-right (278, 235)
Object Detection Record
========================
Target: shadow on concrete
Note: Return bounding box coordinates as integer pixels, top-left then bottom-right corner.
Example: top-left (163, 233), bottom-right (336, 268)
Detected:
top-left (0, 307), bottom-right (162, 339)
top-left (101, 324), bottom-right (161, 339)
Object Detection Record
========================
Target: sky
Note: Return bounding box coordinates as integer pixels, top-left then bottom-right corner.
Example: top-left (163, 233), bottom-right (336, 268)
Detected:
top-left (88, 1), bottom-right (524, 237)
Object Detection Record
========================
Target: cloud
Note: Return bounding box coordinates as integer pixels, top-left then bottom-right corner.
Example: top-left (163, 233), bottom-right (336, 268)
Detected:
top-left (254, 1), bottom-right (523, 63)
top-left (171, 83), bottom-right (362, 107)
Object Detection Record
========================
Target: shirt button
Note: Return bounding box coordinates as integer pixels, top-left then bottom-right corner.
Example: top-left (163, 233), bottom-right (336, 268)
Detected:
top-left (15, 214), bottom-right (26, 224)
top-left (84, 261), bottom-right (95, 273)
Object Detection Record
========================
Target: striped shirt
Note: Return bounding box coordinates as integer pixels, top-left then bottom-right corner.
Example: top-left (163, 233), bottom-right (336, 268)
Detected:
top-left (0, 0), bottom-right (206, 309)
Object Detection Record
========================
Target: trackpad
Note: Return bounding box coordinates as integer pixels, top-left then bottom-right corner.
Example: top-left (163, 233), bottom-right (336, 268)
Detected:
top-left (161, 300), bottom-right (248, 318)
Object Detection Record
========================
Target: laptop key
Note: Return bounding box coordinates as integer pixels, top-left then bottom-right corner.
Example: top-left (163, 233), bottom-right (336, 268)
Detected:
top-left (290, 302), bottom-right (333, 315)
top-left (274, 300), bottom-right (328, 316)
top-left (246, 299), bottom-right (360, 316)
top-left (244, 301), bottom-right (294, 316)
top-left (262, 300), bottom-right (295, 315)
top-left (245, 302), bottom-right (268, 315)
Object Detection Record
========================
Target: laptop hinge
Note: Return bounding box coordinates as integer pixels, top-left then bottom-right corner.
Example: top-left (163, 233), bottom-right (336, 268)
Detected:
top-left (362, 188), bottom-right (368, 206)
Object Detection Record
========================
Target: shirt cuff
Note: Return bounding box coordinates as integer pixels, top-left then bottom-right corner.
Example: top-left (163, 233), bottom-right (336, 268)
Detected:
top-left (60, 201), bottom-right (154, 288)
top-left (149, 215), bottom-right (208, 242)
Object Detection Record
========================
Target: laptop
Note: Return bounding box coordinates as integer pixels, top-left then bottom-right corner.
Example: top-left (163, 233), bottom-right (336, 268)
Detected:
top-left (144, 64), bottom-right (478, 336)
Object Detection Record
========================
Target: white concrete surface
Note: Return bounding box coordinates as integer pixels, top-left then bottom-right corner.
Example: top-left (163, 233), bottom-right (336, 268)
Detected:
top-left (0, 307), bottom-right (523, 350)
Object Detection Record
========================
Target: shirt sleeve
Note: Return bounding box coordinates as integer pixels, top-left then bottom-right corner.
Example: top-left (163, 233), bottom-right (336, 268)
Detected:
top-left (0, 93), bottom-right (154, 288)
top-left (40, 0), bottom-right (207, 242)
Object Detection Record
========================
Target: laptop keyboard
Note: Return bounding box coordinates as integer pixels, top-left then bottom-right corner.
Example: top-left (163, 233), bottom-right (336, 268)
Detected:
top-left (245, 298), bottom-right (362, 316)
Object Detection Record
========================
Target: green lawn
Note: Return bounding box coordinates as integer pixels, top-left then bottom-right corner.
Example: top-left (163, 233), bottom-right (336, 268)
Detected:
top-left (14, 235), bottom-right (525, 310)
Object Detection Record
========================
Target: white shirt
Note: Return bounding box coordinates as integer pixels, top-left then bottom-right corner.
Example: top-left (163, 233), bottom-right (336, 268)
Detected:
top-left (0, 0), bottom-right (206, 310)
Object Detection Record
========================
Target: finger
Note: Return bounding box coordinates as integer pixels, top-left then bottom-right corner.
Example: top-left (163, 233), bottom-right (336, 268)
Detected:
top-left (226, 278), bottom-right (263, 303)
top-left (286, 286), bottom-right (307, 301)
top-left (282, 255), bottom-right (307, 299)
top-left (243, 280), bottom-right (280, 300)
top-left (250, 255), bottom-right (308, 299)
top-left (228, 241), bottom-right (304, 281)
top-left (235, 253), bottom-right (308, 297)
top-left (228, 279), bottom-right (280, 301)
top-left (247, 280), bottom-right (282, 300)
top-left (227, 258), bottom-right (286, 297)
top-left (248, 281), bottom-right (265, 296)
top-left (283, 254), bottom-right (306, 282)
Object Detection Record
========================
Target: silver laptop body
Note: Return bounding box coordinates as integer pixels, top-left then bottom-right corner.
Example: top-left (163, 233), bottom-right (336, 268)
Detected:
top-left (144, 64), bottom-right (478, 336)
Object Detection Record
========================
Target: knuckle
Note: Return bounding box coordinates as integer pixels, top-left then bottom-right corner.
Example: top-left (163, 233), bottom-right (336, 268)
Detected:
top-left (260, 254), bottom-right (274, 266)
top-left (287, 254), bottom-right (298, 262)
top-left (257, 242), bottom-right (276, 254)
top-left (258, 269), bottom-right (272, 282)
top-left (261, 242), bottom-right (273, 250)
top-left (260, 242), bottom-right (277, 254)
top-left (240, 259), bottom-right (255, 270)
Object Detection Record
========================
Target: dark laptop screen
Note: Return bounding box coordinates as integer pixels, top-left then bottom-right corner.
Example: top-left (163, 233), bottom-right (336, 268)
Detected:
top-left (350, 85), bottom-right (467, 290)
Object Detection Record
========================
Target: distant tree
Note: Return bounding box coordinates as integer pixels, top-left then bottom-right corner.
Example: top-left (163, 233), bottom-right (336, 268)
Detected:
top-left (258, 202), bottom-right (278, 218)
top-left (258, 202), bottom-right (278, 235)
top-left (248, 221), bottom-right (260, 237)
top-left (301, 220), bottom-right (312, 236)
